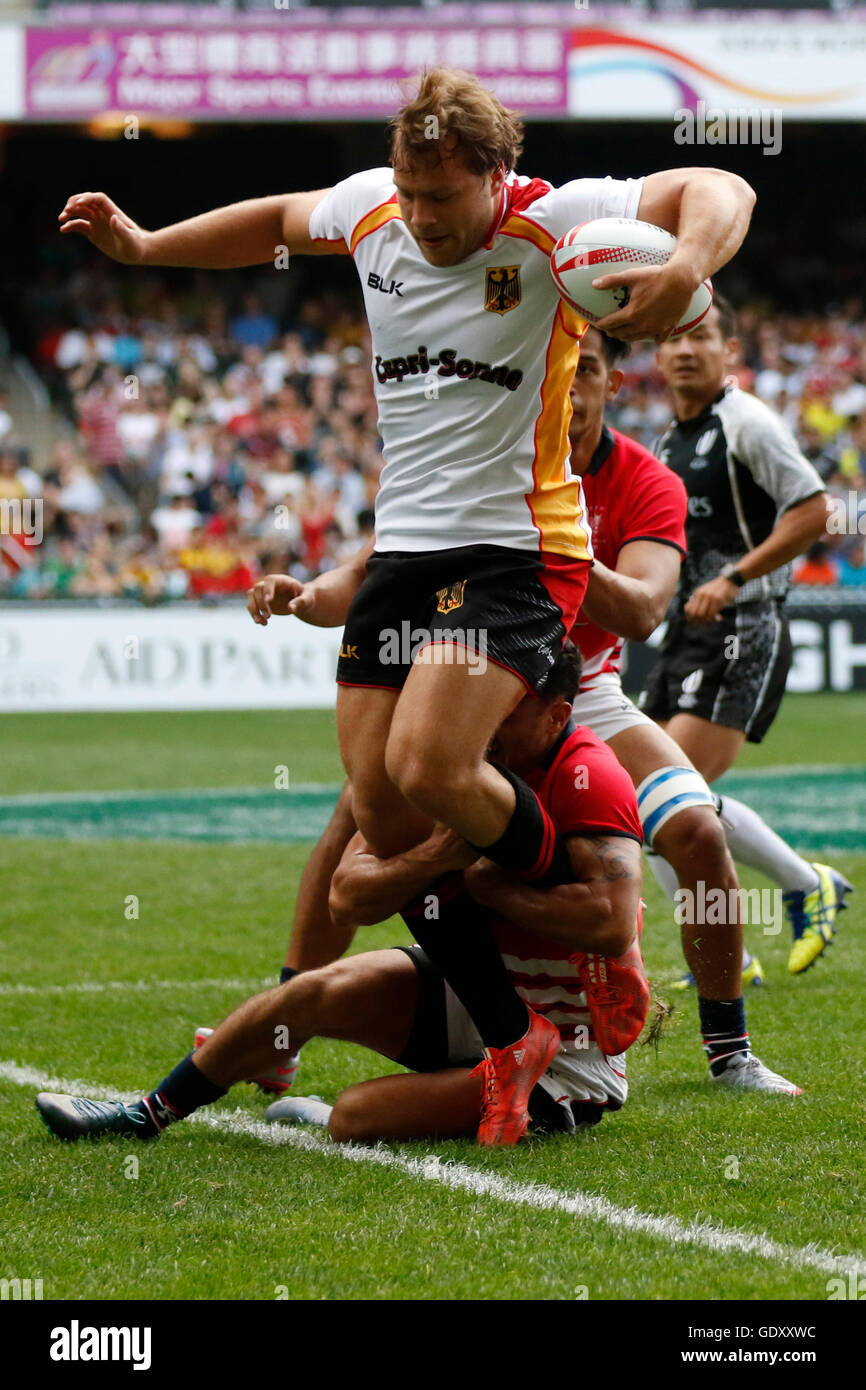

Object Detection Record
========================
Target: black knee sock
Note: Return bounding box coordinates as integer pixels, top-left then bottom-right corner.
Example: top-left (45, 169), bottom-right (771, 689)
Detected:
top-left (699, 996), bottom-right (750, 1077)
top-left (403, 873), bottom-right (529, 1050)
top-left (474, 764), bottom-right (573, 887)
top-left (129, 1054), bottom-right (227, 1136)
top-left (280, 965), bottom-right (299, 985)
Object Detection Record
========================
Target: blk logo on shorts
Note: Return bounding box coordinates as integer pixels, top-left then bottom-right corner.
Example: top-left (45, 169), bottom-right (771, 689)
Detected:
top-left (485, 266), bottom-right (521, 315)
top-left (436, 580), bottom-right (467, 614)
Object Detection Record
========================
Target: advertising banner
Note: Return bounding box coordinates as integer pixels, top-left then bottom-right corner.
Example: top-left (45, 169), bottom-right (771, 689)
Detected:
top-left (2, 594), bottom-right (864, 712)
top-left (0, 605), bottom-right (342, 712)
top-left (24, 25), bottom-right (567, 119)
top-left (569, 20), bottom-right (866, 120)
top-left (622, 595), bottom-right (866, 696)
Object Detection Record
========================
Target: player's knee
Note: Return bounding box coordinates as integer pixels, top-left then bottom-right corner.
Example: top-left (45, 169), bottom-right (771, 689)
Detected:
top-left (328, 1085), bottom-right (373, 1144)
top-left (289, 959), bottom-right (354, 1023)
top-left (385, 735), bottom-right (468, 816)
top-left (657, 806), bottom-right (733, 883)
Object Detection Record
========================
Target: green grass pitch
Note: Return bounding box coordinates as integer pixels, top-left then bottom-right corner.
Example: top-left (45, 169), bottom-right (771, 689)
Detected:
top-left (1, 694), bottom-right (864, 1301)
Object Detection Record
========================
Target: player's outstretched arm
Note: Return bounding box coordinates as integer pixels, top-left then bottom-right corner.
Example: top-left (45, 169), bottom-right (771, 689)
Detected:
top-left (463, 834), bottom-right (642, 957)
top-left (248, 535), bottom-right (374, 627)
top-left (59, 188), bottom-right (333, 268)
top-left (595, 168), bottom-right (755, 342)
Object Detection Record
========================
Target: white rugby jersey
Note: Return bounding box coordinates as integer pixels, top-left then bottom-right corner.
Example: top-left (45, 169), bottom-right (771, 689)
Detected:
top-left (308, 167), bottom-right (643, 557)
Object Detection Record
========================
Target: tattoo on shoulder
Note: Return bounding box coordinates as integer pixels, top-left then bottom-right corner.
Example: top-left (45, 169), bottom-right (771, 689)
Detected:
top-left (585, 836), bottom-right (636, 881)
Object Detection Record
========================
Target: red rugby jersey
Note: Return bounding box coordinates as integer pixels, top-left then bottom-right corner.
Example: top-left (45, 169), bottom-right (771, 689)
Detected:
top-left (570, 426), bottom-right (687, 690)
top-left (490, 722), bottom-right (649, 1056)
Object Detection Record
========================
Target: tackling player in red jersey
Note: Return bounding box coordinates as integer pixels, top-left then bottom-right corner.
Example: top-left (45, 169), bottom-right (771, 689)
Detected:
top-left (36, 645), bottom-right (650, 1146)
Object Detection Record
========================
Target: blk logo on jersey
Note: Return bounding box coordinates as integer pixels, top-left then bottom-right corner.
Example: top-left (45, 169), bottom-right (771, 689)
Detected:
top-left (484, 265), bottom-right (521, 315)
top-left (436, 579), bottom-right (467, 614)
top-left (367, 271), bottom-right (404, 297)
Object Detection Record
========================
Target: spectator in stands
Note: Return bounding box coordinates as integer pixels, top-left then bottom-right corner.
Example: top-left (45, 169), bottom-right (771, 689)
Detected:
top-left (0, 446), bottom-right (27, 501)
top-left (793, 540), bottom-right (840, 587)
top-left (837, 539), bottom-right (866, 587)
top-left (230, 292), bottom-right (279, 351)
top-left (151, 494), bottom-right (202, 550)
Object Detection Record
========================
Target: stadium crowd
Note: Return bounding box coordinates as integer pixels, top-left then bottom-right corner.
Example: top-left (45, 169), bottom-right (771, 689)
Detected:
top-left (1, 269), bottom-right (865, 599)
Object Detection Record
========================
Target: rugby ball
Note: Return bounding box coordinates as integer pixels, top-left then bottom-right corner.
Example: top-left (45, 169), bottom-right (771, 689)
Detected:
top-left (550, 217), bottom-right (713, 339)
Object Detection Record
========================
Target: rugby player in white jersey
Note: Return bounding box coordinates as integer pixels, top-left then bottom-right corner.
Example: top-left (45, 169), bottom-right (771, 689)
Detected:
top-left (60, 67), bottom-right (756, 1142)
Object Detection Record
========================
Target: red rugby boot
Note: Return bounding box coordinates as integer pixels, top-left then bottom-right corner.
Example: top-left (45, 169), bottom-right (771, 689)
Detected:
top-left (194, 1026), bottom-right (299, 1096)
top-left (475, 1010), bottom-right (560, 1147)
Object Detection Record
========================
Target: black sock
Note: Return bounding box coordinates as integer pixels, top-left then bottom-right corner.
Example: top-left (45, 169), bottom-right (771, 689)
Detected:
top-left (280, 965), bottom-right (299, 985)
top-left (129, 1054), bottom-right (227, 1135)
top-left (699, 996), bottom-right (750, 1076)
top-left (403, 873), bottom-right (529, 1050)
top-left (474, 764), bottom-right (573, 887)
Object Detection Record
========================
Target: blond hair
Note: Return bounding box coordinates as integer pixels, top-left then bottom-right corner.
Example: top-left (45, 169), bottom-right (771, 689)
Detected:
top-left (389, 67), bottom-right (524, 176)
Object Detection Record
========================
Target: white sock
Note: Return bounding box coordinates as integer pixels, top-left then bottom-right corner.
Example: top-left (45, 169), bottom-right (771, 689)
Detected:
top-left (647, 851), bottom-right (752, 970)
top-left (717, 795), bottom-right (819, 894)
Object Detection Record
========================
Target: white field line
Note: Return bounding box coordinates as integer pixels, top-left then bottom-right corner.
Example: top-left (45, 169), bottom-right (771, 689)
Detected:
top-left (0, 978), bottom-right (272, 998)
top-left (5, 1059), bottom-right (866, 1282)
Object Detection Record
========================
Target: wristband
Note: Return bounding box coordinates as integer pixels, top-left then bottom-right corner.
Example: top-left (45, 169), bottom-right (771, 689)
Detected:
top-left (719, 562), bottom-right (746, 588)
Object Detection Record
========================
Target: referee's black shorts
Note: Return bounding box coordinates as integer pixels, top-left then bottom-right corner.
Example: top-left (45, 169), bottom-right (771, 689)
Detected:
top-left (639, 599), bottom-right (792, 744)
top-left (336, 544), bottom-right (590, 696)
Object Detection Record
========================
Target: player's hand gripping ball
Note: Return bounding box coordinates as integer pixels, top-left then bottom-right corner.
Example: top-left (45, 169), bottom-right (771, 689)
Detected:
top-left (550, 217), bottom-right (713, 339)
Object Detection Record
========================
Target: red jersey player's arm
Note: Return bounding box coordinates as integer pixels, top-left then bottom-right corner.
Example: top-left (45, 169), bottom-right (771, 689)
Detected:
top-left (248, 534), bottom-right (375, 628)
top-left (580, 539), bottom-right (682, 643)
top-left (463, 834), bottom-right (642, 958)
top-left (329, 826), bottom-right (479, 931)
top-left (59, 188), bottom-right (334, 268)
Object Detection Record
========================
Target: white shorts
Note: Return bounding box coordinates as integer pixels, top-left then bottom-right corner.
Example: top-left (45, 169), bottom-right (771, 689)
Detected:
top-left (397, 946), bottom-right (628, 1134)
top-left (443, 972), bottom-right (629, 1130)
top-left (572, 672), bottom-right (657, 745)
